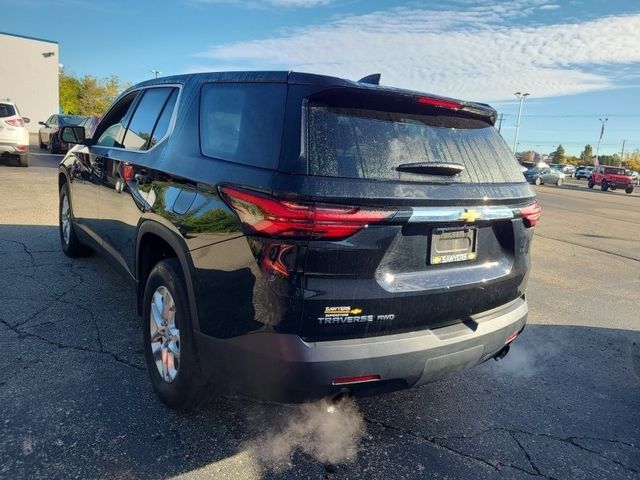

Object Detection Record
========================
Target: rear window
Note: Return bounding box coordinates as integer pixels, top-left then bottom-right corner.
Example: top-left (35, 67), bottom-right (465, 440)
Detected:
top-left (200, 83), bottom-right (286, 169)
top-left (308, 103), bottom-right (524, 184)
top-left (0, 103), bottom-right (16, 118)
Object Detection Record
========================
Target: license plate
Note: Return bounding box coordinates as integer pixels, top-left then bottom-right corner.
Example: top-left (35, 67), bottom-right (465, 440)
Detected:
top-left (430, 227), bottom-right (477, 265)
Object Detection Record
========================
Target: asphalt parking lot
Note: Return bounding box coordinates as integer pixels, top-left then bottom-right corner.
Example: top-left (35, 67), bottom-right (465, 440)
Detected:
top-left (1, 148), bottom-right (639, 480)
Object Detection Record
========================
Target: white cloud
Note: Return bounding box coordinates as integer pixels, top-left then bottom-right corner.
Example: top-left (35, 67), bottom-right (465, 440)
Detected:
top-left (191, 1), bottom-right (640, 101)
top-left (190, 0), bottom-right (331, 7)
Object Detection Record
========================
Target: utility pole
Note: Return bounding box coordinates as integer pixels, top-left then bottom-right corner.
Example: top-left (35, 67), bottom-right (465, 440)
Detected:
top-left (497, 113), bottom-right (504, 133)
top-left (594, 118), bottom-right (608, 165)
top-left (150, 69), bottom-right (161, 79)
top-left (513, 92), bottom-right (530, 154)
top-left (620, 139), bottom-right (626, 166)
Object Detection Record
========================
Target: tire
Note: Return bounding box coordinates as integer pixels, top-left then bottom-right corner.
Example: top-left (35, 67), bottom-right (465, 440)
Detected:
top-left (17, 153), bottom-right (29, 167)
top-left (601, 180), bottom-right (608, 192)
top-left (143, 258), bottom-right (204, 410)
top-left (534, 177), bottom-right (542, 186)
top-left (59, 184), bottom-right (92, 257)
top-left (626, 186), bottom-right (634, 194)
top-left (556, 178), bottom-right (563, 186)
top-left (588, 178), bottom-right (594, 189)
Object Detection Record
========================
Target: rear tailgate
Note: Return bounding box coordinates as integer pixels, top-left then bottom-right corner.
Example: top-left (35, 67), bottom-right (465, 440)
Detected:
top-left (282, 87), bottom-right (535, 341)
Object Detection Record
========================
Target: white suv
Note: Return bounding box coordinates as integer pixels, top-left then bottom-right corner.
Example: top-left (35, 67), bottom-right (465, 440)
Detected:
top-left (0, 100), bottom-right (30, 167)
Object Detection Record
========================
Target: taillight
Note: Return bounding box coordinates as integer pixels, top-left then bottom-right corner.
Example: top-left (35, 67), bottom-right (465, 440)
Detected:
top-left (519, 201), bottom-right (541, 228)
top-left (219, 186), bottom-right (396, 240)
top-left (122, 164), bottom-right (134, 182)
top-left (418, 97), bottom-right (461, 110)
top-left (5, 118), bottom-right (25, 127)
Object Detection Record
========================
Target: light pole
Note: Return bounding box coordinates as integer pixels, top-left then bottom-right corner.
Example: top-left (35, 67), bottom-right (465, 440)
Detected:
top-left (594, 118), bottom-right (608, 165)
top-left (512, 92), bottom-right (530, 154)
top-left (150, 69), bottom-right (161, 79)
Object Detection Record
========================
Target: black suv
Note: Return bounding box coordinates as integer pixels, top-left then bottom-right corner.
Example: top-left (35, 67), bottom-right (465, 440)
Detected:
top-left (58, 72), bottom-right (539, 410)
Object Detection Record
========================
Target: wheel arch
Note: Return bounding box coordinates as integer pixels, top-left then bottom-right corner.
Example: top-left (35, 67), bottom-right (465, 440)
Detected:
top-left (136, 221), bottom-right (200, 331)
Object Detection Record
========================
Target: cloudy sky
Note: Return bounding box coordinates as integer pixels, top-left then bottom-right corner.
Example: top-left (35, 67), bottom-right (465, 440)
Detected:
top-left (3, 0), bottom-right (639, 155)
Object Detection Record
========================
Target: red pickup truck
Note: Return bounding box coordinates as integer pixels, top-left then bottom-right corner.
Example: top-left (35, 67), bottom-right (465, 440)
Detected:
top-left (588, 166), bottom-right (635, 194)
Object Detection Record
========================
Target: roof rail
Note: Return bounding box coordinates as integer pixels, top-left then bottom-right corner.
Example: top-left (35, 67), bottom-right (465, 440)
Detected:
top-left (358, 73), bottom-right (381, 85)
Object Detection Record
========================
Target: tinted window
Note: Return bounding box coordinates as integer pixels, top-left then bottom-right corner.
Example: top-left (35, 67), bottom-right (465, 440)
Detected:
top-left (59, 115), bottom-right (84, 125)
top-left (308, 104), bottom-right (524, 184)
top-left (95, 92), bottom-right (138, 147)
top-left (0, 103), bottom-right (16, 118)
top-left (200, 83), bottom-right (286, 169)
top-left (122, 87), bottom-right (174, 150)
top-left (147, 88), bottom-right (178, 149)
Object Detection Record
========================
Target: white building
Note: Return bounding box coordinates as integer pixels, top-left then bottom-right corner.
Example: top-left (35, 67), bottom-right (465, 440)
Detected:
top-left (0, 32), bottom-right (59, 133)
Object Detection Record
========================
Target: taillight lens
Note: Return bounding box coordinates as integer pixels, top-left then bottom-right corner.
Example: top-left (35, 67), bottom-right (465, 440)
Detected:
top-left (219, 186), bottom-right (396, 240)
top-left (519, 201), bottom-right (541, 228)
top-left (5, 118), bottom-right (25, 127)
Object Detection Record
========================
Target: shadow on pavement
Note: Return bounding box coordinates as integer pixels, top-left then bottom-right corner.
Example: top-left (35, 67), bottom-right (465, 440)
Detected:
top-left (0, 225), bottom-right (638, 479)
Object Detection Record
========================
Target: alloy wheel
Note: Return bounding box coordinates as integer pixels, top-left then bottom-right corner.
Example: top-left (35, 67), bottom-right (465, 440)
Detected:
top-left (150, 286), bottom-right (180, 383)
top-left (60, 194), bottom-right (71, 245)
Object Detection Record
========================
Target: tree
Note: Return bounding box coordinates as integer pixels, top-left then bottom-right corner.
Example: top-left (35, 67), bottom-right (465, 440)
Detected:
top-left (624, 150), bottom-right (640, 171)
top-left (563, 155), bottom-right (579, 166)
top-left (554, 144), bottom-right (565, 161)
top-left (59, 72), bottom-right (129, 115)
top-left (580, 144), bottom-right (593, 164)
top-left (59, 74), bottom-right (81, 114)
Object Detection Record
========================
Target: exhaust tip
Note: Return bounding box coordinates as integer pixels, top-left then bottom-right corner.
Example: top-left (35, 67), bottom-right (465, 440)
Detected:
top-left (493, 344), bottom-right (510, 361)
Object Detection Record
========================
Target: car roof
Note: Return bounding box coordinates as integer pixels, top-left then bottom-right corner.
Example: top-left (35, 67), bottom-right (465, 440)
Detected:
top-left (128, 71), bottom-right (497, 118)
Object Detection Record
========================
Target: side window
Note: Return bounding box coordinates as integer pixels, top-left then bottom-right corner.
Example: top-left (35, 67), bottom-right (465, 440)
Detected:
top-left (95, 92), bottom-right (139, 148)
top-left (47, 116), bottom-right (55, 125)
top-left (200, 82), bottom-right (287, 169)
top-left (148, 89), bottom-right (178, 149)
top-left (122, 87), bottom-right (175, 151)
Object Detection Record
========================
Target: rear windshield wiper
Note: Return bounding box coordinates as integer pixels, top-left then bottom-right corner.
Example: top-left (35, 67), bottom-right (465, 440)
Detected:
top-left (396, 162), bottom-right (465, 176)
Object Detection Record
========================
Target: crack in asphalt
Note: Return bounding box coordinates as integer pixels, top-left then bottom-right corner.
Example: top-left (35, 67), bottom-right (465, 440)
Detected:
top-left (536, 233), bottom-right (640, 263)
top-left (508, 430), bottom-right (549, 478)
top-left (0, 237), bottom-right (36, 265)
top-left (0, 317), bottom-right (143, 372)
top-left (364, 418), bottom-right (639, 478)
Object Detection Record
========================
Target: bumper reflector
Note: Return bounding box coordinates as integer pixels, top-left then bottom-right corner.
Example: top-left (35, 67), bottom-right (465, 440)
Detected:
top-left (332, 374), bottom-right (380, 386)
top-left (505, 331), bottom-right (520, 344)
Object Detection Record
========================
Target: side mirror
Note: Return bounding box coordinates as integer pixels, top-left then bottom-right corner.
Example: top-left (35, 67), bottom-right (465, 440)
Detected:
top-left (61, 126), bottom-right (86, 145)
top-left (23, 117), bottom-right (31, 124)
top-left (39, 121), bottom-right (46, 126)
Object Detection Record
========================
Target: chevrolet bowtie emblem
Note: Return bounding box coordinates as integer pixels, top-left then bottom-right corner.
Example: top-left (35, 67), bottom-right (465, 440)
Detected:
top-left (459, 209), bottom-right (481, 222)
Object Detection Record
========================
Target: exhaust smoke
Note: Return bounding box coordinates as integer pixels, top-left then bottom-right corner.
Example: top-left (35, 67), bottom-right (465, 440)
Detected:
top-left (246, 396), bottom-right (366, 472)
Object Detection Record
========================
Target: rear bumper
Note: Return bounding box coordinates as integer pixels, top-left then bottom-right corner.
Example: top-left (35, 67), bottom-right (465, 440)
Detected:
top-left (195, 296), bottom-right (528, 403)
top-left (0, 143), bottom-right (28, 155)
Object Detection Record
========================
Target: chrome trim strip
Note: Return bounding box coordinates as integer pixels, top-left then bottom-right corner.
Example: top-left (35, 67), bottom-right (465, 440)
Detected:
top-left (408, 206), bottom-right (515, 223)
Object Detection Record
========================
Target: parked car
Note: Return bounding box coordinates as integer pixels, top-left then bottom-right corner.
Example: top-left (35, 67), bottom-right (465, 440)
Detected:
top-left (575, 166), bottom-right (594, 179)
top-left (38, 114), bottom-right (85, 153)
top-left (58, 71), bottom-right (538, 409)
top-left (524, 166), bottom-right (565, 186)
top-left (628, 170), bottom-right (640, 186)
top-left (0, 100), bottom-right (30, 167)
top-left (561, 165), bottom-right (576, 176)
top-left (588, 165), bottom-right (635, 193)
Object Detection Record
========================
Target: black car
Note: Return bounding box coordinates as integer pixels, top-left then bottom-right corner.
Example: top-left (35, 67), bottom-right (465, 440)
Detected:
top-left (58, 71), bottom-right (539, 410)
top-left (39, 114), bottom-right (86, 153)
